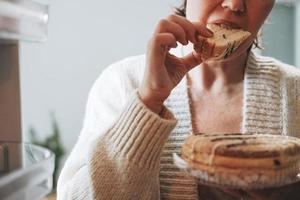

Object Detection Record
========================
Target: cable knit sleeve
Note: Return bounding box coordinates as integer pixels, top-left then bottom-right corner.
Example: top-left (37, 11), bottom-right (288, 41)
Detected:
top-left (57, 57), bottom-right (178, 200)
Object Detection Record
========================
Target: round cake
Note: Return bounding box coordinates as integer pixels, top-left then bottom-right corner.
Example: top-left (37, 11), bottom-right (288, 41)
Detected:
top-left (179, 133), bottom-right (300, 189)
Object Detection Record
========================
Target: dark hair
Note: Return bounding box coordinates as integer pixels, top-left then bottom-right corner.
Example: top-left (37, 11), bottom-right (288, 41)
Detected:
top-left (174, 0), bottom-right (187, 17)
top-left (173, 0), bottom-right (261, 49)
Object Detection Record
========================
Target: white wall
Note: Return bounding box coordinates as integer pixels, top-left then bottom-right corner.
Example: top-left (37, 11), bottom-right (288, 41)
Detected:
top-left (20, 0), bottom-right (176, 156)
top-left (261, 4), bottom-right (295, 65)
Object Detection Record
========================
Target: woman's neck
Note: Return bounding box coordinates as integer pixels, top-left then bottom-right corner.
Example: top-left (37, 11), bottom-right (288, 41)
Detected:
top-left (187, 50), bottom-right (249, 98)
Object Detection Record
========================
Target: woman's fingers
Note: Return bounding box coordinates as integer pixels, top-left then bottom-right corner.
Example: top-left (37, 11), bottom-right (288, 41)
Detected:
top-left (192, 21), bottom-right (214, 38)
top-left (155, 19), bottom-right (187, 45)
top-left (149, 33), bottom-right (177, 53)
top-left (167, 15), bottom-right (214, 42)
top-left (141, 15), bottom-right (214, 107)
top-left (147, 33), bottom-right (177, 66)
top-left (181, 51), bottom-right (202, 71)
top-left (166, 14), bottom-right (198, 43)
top-left (155, 15), bottom-right (213, 46)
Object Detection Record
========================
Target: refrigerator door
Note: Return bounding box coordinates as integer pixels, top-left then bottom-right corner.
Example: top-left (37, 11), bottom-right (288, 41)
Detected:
top-left (0, 44), bottom-right (21, 142)
top-left (0, 0), bottom-right (49, 142)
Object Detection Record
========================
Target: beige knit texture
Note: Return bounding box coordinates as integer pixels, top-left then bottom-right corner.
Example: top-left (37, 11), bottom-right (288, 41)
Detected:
top-left (88, 91), bottom-right (177, 200)
top-left (57, 50), bottom-right (300, 200)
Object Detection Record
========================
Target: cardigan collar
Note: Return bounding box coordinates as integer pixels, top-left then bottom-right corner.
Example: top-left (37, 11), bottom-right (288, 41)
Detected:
top-left (166, 46), bottom-right (283, 135)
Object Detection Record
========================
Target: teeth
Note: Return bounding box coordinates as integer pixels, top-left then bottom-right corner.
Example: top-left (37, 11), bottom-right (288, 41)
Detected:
top-left (219, 24), bottom-right (232, 29)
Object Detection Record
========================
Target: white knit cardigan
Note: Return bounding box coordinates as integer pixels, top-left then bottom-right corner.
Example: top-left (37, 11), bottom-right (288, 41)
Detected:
top-left (57, 49), bottom-right (300, 200)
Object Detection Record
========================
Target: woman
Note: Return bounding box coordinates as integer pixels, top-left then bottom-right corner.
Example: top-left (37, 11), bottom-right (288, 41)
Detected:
top-left (57, 0), bottom-right (300, 199)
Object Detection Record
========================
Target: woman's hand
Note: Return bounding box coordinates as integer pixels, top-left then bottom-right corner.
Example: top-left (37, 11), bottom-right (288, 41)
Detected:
top-left (138, 14), bottom-right (213, 114)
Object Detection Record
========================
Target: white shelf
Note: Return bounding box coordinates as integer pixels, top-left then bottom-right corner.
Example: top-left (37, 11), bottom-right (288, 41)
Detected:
top-left (0, 0), bottom-right (49, 42)
top-left (0, 143), bottom-right (55, 200)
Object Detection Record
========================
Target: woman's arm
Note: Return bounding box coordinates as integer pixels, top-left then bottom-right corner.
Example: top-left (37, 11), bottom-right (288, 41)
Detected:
top-left (88, 90), bottom-right (177, 200)
top-left (57, 62), bottom-right (177, 200)
top-left (58, 13), bottom-right (213, 199)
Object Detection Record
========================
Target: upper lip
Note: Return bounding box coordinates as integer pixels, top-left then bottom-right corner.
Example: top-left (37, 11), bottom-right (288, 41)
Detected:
top-left (210, 19), bottom-right (241, 29)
